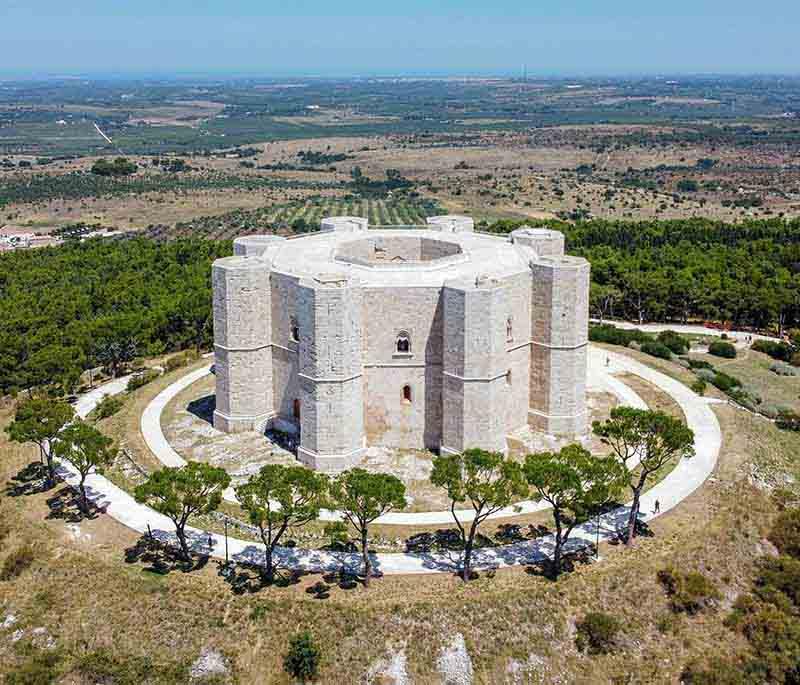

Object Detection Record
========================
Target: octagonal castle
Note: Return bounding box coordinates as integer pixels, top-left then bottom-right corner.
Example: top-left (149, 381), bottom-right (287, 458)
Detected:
top-left (212, 215), bottom-right (589, 473)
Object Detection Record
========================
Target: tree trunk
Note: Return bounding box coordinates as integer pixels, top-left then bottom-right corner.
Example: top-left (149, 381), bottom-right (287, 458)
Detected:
top-left (176, 525), bottom-right (191, 562)
top-left (361, 528), bottom-right (371, 586)
top-left (553, 538), bottom-right (562, 577)
top-left (626, 488), bottom-right (642, 546)
top-left (462, 539), bottom-right (473, 582)
top-left (265, 545), bottom-right (274, 582)
top-left (553, 511), bottom-right (563, 576)
top-left (79, 479), bottom-right (88, 515)
top-left (462, 517), bottom-right (480, 582)
top-left (44, 451), bottom-right (56, 487)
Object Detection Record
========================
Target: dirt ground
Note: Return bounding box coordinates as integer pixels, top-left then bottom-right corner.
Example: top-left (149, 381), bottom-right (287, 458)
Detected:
top-left (161, 372), bottom-right (621, 513)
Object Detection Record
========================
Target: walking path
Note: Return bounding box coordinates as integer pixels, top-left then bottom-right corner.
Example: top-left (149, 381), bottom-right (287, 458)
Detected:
top-left (598, 320), bottom-right (780, 343)
top-left (56, 345), bottom-right (722, 575)
top-left (140, 351), bottom-right (647, 524)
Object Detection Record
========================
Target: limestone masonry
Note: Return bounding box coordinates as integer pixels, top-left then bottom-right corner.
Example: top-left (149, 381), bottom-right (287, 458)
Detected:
top-left (212, 215), bottom-right (590, 472)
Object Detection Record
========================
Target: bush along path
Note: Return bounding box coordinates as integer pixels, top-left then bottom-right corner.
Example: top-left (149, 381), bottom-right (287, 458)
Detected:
top-left (54, 345), bottom-right (721, 575)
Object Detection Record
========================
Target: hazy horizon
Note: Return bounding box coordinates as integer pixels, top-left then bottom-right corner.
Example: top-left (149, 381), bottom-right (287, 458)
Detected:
top-left (2, 1), bottom-right (799, 77)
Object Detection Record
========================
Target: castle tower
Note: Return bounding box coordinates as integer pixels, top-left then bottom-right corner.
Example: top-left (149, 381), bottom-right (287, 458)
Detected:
top-left (441, 276), bottom-right (510, 455)
top-left (296, 273), bottom-right (365, 472)
top-left (212, 256), bottom-right (274, 433)
top-left (509, 227), bottom-right (565, 258)
top-left (320, 216), bottom-right (368, 233)
top-left (233, 234), bottom-right (285, 257)
top-left (427, 215), bottom-right (474, 233)
top-left (529, 253), bottom-right (590, 436)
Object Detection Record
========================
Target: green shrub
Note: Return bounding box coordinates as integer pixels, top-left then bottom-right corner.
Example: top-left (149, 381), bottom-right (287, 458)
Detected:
top-left (770, 509), bottom-right (800, 558)
top-left (776, 410), bottom-right (800, 432)
top-left (5, 648), bottom-right (63, 685)
top-left (753, 555), bottom-right (800, 610)
top-left (76, 648), bottom-right (187, 685)
top-left (758, 403), bottom-right (786, 420)
top-left (770, 361), bottom-right (797, 376)
top-left (728, 386), bottom-right (761, 411)
top-left (164, 349), bottom-right (201, 373)
top-left (753, 339), bottom-right (794, 362)
top-left (588, 324), bottom-right (651, 347)
top-left (691, 378), bottom-right (707, 396)
top-left (658, 330), bottom-right (690, 355)
top-left (688, 358), bottom-right (714, 370)
top-left (126, 369), bottom-right (161, 392)
top-left (284, 632), bottom-right (320, 682)
top-left (641, 340), bottom-right (673, 360)
top-left (709, 340), bottom-right (737, 358)
top-left (726, 596), bottom-right (800, 682)
top-left (1, 542), bottom-right (36, 581)
top-left (680, 658), bottom-right (751, 684)
top-left (575, 611), bottom-right (621, 655)
top-left (658, 567), bottom-right (721, 614)
top-left (95, 393), bottom-right (124, 420)
top-left (709, 371), bottom-right (741, 393)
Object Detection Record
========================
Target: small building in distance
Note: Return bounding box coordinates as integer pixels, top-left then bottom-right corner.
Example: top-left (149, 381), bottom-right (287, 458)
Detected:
top-left (212, 215), bottom-right (590, 473)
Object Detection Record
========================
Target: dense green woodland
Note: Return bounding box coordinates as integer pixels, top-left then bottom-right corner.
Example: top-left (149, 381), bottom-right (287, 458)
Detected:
top-left (488, 217), bottom-right (800, 331)
top-left (4, 218), bottom-right (800, 395)
top-left (0, 238), bottom-right (229, 394)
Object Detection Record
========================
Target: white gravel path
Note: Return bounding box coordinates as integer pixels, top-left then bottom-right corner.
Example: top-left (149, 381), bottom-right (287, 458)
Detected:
top-left (55, 345), bottom-right (721, 575)
top-left (139, 349), bottom-right (648, 525)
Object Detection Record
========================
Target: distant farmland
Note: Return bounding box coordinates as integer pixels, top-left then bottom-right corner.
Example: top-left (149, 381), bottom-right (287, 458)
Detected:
top-left (150, 195), bottom-right (444, 240)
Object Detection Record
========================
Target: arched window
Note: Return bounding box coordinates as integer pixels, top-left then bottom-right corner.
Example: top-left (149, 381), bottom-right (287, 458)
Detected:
top-left (290, 317), bottom-right (300, 343)
top-left (402, 385), bottom-right (413, 404)
top-left (293, 398), bottom-right (301, 421)
top-left (396, 331), bottom-right (411, 354)
top-left (506, 316), bottom-right (514, 342)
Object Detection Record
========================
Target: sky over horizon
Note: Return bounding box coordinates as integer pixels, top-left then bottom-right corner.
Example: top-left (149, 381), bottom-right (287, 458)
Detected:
top-left (2, 1), bottom-right (799, 77)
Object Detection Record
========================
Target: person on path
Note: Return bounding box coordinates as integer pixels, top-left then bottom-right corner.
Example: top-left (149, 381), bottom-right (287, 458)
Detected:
top-left (654, 499), bottom-right (660, 514)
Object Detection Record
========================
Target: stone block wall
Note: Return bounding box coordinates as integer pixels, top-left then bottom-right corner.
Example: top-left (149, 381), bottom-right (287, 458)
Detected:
top-left (211, 222), bottom-right (590, 471)
top-left (212, 256), bottom-right (273, 432)
top-left (296, 274), bottom-right (365, 472)
top-left (441, 277), bottom-right (510, 454)
top-left (529, 255), bottom-right (590, 436)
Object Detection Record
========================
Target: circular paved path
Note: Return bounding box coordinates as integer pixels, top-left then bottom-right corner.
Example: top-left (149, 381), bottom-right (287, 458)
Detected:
top-left (59, 345), bottom-right (722, 574)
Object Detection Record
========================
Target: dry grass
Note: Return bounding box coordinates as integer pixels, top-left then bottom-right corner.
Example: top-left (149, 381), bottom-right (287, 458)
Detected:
top-left (3, 348), bottom-right (799, 683)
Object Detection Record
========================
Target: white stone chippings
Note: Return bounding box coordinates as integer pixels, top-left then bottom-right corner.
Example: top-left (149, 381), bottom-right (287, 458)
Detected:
top-left (1, 614), bottom-right (17, 630)
top-left (189, 648), bottom-right (229, 681)
top-left (212, 216), bottom-right (590, 471)
top-left (366, 648), bottom-right (410, 685)
top-left (437, 634), bottom-right (474, 685)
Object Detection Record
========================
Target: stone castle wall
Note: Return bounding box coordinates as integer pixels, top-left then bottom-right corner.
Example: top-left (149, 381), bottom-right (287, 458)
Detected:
top-left (212, 216), bottom-right (589, 472)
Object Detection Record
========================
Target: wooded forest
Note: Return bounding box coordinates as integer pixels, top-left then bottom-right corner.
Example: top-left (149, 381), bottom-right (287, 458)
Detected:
top-left (0, 238), bottom-right (230, 395)
top-left (487, 217), bottom-right (800, 332)
top-left (4, 217), bottom-right (800, 395)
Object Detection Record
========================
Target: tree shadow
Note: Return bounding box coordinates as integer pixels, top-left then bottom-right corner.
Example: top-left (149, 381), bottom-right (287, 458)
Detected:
top-left (218, 559), bottom-right (306, 595)
top-left (186, 394), bottom-right (215, 426)
top-left (123, 533), bottom-right (209, 575)
top-left (405, 528), bottom-right (463, 553)
top-left (495, 523), bottom-right (551, 543)
top-left (4, 462), bottom-right (50, 497)
top-left (525, 547), bottom-right (596, 581)
top-left (322, 567), bottom-right (361, 590)
top-left (45, 486), bottom-right (100, 523)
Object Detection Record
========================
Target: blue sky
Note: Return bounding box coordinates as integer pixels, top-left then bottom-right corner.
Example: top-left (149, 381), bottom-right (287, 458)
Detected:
top-left (2, 1), bottom-right (799, 76)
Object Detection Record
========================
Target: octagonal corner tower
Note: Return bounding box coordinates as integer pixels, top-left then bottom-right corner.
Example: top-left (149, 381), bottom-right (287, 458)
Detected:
top-left (212, 216), bottom-right (589, 472)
